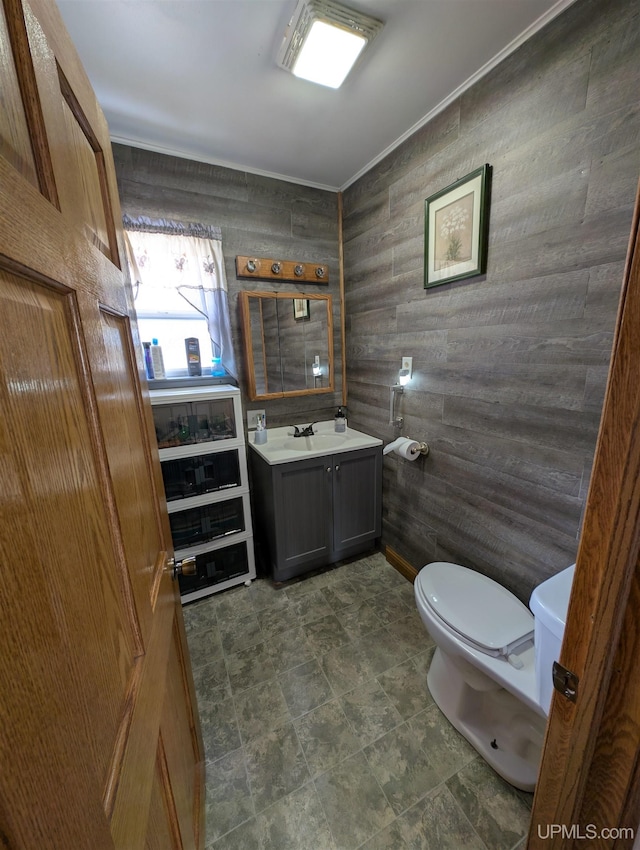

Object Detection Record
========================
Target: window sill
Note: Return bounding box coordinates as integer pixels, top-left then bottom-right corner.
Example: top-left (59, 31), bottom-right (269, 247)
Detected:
top-left (146, 374), bottom-right (237, 390)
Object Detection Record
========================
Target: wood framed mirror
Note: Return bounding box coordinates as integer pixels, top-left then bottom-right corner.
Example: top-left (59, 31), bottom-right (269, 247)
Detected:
top-left (239, 290), bottom-right (334, 400)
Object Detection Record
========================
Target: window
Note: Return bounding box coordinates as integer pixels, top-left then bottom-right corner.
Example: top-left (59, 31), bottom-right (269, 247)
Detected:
top-left (124, 217), bottom-right (236, 379)
top-left (136, 316), bottom-right (214, 376)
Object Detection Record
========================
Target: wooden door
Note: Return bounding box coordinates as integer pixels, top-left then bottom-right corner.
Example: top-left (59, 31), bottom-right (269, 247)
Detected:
top-left (528, 181), bottom-right (640, 848)
top-left (0, 1), bottom-right (204, 848)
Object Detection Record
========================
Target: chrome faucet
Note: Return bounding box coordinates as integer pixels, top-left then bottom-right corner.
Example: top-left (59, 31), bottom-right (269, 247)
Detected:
top-left (293, 422), bottom-right (316, 437)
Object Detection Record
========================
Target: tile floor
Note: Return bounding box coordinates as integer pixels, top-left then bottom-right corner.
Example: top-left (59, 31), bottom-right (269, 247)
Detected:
top-left (184, 551), bottom-right (533, 850)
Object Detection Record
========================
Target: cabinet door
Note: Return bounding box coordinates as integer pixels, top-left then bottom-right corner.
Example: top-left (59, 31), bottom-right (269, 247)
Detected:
top-left (332, 447), bottom-right (382, 555)
top-left (274, 456), bottom-right (333, 579)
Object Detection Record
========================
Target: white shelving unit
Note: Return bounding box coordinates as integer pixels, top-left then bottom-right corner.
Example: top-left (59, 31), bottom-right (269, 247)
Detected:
top-left (149, 384), bottom-right (255, 604)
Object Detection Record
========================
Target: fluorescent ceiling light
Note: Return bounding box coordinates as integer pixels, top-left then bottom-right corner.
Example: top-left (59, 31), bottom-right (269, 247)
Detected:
top-left (293, 20), bottom-right (366, 88)
top-left (277, 0), bottom-right (383, 89)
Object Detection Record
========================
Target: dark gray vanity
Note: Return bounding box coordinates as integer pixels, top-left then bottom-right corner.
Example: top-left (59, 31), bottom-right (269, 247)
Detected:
top-left (248, 422), bottom-right (382, 582)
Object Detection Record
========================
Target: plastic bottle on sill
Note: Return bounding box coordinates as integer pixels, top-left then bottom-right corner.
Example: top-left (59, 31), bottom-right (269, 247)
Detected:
top-left (334, 406), bottom-right (347, 433)
top-left (150, 339), bottom-right (166, 379)
top-left (142, 342), bottom-right (154, 380)
top-left (185, 337), bottom-right (202, 376)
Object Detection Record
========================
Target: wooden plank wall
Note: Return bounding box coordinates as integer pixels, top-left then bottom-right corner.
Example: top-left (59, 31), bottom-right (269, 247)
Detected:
top-left (112, 145), bottom-right (342, 427)
top-left (112, 0), bottom-right (639, 603)
top-left (342, 0), bottom-right (640, 601)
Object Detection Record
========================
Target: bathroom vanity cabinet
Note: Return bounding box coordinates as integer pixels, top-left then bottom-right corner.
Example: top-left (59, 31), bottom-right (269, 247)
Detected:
top-left (249, 436), bottom-right (382, 583)
top-left (149, 384), bottom-right (256, 602)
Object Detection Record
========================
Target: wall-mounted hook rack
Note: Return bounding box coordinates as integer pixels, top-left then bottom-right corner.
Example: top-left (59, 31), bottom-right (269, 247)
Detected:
top-left (236, 255), bottom-right (329, 284)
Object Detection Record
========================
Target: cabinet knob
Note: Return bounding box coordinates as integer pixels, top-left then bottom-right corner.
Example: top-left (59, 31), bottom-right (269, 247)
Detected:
top-left (166, 555), bottom-right (197, 581)
top-left (326, 466), bottom-right (332, 473)
top-left (335, 464), bottom-right (340, 471)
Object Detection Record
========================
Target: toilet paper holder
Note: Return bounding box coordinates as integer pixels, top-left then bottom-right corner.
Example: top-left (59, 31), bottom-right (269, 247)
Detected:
top-left (383, 437), bottom-right (430, 458)
top-left (412, 441), bottom-right (430, 456)
top-left (405, 440), bottom-right (429, 456)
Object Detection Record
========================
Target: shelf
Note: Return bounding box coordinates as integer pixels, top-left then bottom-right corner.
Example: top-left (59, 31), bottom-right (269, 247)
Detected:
top-left (178, 537), bottom-right (256, 604)
top-left (165, 485), bottom-right (247, 513)
top-left (148, 383), bottom-right (240, 404)
top-left (174, 528), bottom-right (254, 561)
top-left (158, 435), bottom-right (245, 461)
top-left (150, 385), bottom-right (256, 602)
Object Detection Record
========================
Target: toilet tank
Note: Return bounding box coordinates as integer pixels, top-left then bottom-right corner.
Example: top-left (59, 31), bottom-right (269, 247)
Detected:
top-left (529, 564), bottom-right (575, 714)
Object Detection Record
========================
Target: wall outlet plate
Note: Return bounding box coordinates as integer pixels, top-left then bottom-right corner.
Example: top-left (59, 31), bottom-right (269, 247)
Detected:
top-left (401, 356), bottom-right (413, 374)
top-left (247, 408), bottom-right (266, 430)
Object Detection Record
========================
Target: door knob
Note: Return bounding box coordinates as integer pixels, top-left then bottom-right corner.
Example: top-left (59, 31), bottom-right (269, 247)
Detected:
top-left (166, 556), bottom-right (197, 580)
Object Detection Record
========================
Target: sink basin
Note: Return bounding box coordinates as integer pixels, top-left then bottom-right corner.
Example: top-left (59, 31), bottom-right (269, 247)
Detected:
top-left (249, 420), bottom-right (382, 465)
top-left (283, 434), bottom-right (348, 452)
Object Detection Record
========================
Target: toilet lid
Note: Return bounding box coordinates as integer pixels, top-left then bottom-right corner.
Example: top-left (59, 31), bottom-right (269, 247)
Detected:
top-left (418, 562), bottom-right (534, 655)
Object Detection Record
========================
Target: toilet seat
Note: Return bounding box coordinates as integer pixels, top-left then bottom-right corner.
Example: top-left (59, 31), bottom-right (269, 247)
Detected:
top-left (417, 562), bottom-right (534, 657)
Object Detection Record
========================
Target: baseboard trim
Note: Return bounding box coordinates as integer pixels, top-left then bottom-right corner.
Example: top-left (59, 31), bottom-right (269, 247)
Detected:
top-left (384, 546), bottom-right (418, 583)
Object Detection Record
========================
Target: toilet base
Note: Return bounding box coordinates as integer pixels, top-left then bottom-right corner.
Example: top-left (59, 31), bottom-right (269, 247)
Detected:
top-left (427, 647), bottom-right (545, 792)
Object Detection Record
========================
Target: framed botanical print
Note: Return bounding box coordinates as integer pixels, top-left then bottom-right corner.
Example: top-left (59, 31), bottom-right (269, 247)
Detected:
top-left (424, 164), bottom-right (492, 288)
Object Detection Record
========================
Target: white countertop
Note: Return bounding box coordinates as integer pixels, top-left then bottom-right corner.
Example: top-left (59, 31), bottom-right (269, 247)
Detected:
top-left (248, 420), bottom-right (382, 465)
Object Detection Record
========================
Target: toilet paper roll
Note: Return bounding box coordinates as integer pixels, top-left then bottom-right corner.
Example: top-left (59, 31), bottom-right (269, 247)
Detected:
top-left (383, 437), bottom-right (420, 460)
top-left (396, 440), bottom-right (420, 460)
top-left (383, 437), bottom-right (407, 455)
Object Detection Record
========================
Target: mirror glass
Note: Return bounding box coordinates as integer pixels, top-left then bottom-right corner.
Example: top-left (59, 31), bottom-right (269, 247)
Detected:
top-left (239, 291), bottom-right (334, 400)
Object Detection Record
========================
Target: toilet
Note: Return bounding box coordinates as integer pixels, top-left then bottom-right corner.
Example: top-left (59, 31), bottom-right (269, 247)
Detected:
top-left (414, 561), bottom-right (575, 792)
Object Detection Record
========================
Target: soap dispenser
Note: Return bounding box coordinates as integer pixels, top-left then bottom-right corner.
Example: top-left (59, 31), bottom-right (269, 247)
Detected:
top-left (334, 406), bottom-right (346, 433)
top-left (254, 414), bottom-right (267, 444)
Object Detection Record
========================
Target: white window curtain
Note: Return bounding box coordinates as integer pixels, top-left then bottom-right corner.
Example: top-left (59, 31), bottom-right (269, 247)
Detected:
top-left (124, 215), bottom-right (236, 377)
